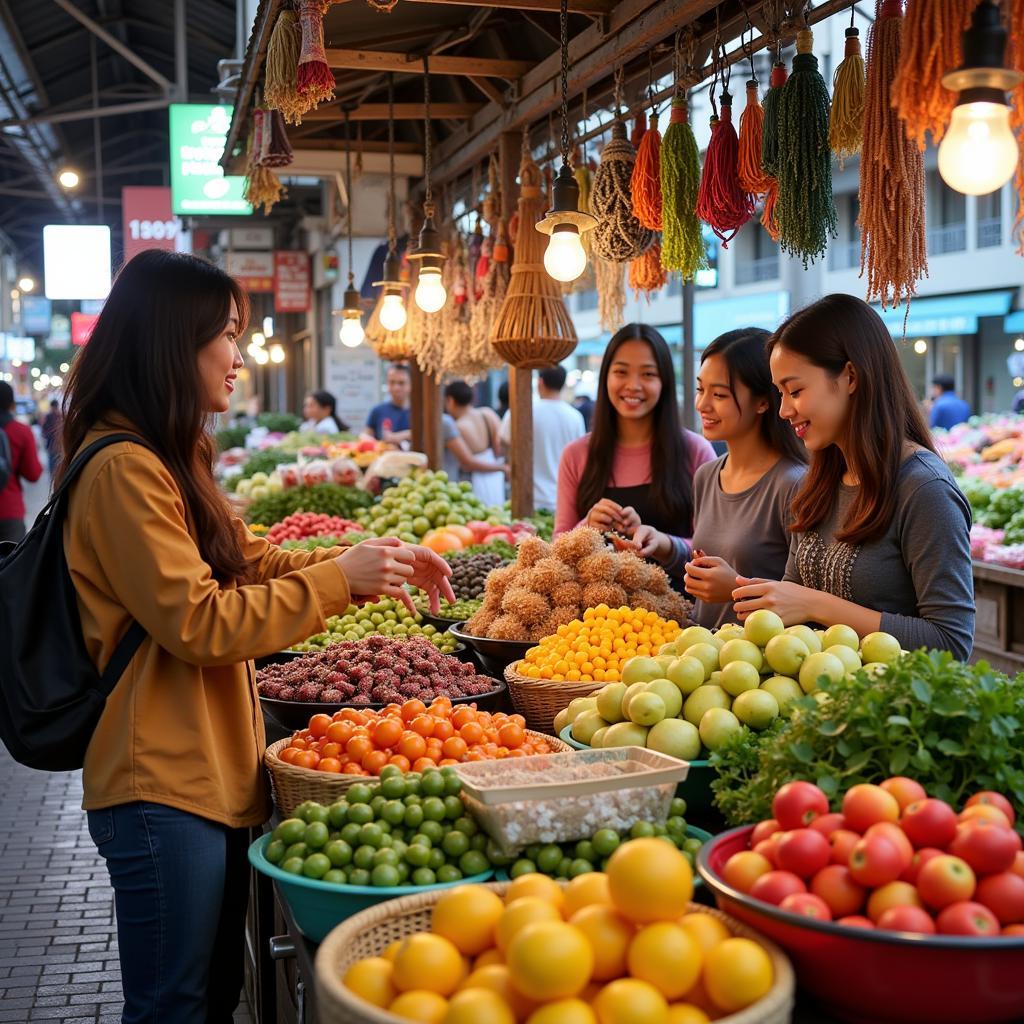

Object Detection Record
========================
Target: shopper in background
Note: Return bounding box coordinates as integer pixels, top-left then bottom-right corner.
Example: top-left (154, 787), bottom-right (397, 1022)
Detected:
top-left (0, 381), bottom-right (43, 544)
top-left (441, 412), bottom-right (509, 491)
top-left (928, 373), bottom-right (971, 430)
top-left (300, 389), bottom-right (346, 434)
top-left (654, 329), bottom-right (808, 628)
top-left (443, 380), bottom-right (506, 505)
top-left (59, 250), bottom-right (454, 1023)
top-left (496, 380), bottom-right (510, 420)
top-left (732, 294), bottom-right (974, 659)
top-left (364, 363), bottom-right (412, 444)
top-left (42, 398), bottom-right (62, 473)
top-left (573, 390), bottom-right (596, 431)
top-left (555, 323), bottom-right (715, 578)
top-left (500, 366), bottom-right (584, 512)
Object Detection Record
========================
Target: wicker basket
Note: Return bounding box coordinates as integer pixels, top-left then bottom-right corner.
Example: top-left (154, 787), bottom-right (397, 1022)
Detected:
top-left (504, 661), bottom-right (601, 733)
top-left (315, 883), bottom-right (795, 1024)
top-left (266, 732), bottom-right (573, 818)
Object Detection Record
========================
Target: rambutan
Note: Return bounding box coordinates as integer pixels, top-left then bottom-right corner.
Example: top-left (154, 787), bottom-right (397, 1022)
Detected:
top-left (613, 551), bottom-right (650, 591)
top-left (483, 565), bottom-right (517, 597)
top-left (466, 608), bottom-right (496, 636)
top-left (582, 582), bottom-right (629, 609)
top-left (550, 580), bottom-right (584, 610)
top-left (543, 606), bottom-right (582, 636)
top-left (516, 536), bottom-right (552, 568)
top-left (552, 526), bottom-right (605, 564)
top-left (578, 550), bottom-right (618, 583)
top-left (515, 592), bottom-right (551, 627)
top-left (489, 614), bottom-right (528, 641)
top-left (629, 589), bottom-right (661, 613)
top-left (502, 586), bottom-right (536, 615)
top-left (528, 557), bottom-right (575, 591)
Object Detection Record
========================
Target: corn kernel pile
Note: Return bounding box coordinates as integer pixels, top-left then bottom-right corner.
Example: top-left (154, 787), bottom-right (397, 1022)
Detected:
top-left (520, 606), bottom-right (682, 684)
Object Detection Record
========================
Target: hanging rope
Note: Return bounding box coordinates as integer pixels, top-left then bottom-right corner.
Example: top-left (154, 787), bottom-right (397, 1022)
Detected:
top-left (661, 94), bottom-right (707, 278)
top-left (264, 10), bottom-right (304, 124)
top-left (591, 122), bottom-right (653, 261)
top-left (260, 109), bottom-right (293, 168)
top-left (775, 29), bottom-right (836, 267)
top-left (595, 251), bottom-right (626, 330)
top-left (891, 0), bottom-right (974, 150)
top-left (829, 18), bottom-right (866, 168)
top-left (859, 0), bottom-right (928, 308)
top-left (244, 110), bottom-right (286, 215)
top-left (295, 1), bottom-right (335, 108)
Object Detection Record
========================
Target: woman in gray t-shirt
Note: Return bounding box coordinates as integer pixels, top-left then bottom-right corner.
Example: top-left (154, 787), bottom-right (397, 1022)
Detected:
top-left (666, 329), bottom-right (807, 628)
top-left (732, 295), bottom-right (974, 660)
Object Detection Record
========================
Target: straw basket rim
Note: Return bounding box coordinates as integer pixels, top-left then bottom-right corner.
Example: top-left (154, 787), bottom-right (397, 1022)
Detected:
top-left (503, 660), bottom-right (604, 732)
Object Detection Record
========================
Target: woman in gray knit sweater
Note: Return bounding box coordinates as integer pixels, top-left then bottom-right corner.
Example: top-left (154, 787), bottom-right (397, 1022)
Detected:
top-left (731, 294), bottom-right (975, 660)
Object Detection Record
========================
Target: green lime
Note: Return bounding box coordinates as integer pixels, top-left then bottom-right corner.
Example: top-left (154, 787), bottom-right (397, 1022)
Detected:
top-left (396, 862), bottom-right (410, 884)
top-left (283, 843), bottom-right (309, 861)
top-left (293, 802), bottom-right (315, 823)
top-left (652, 823), bottom-right (667, 837)
top-left (404, 805), bottom-right (425, 830)
top-left (324, 840), bottom-right (353, 867)
top-left (459, 850), bottom-right (488, 876)
top-left (556, 857), bottom-right (574, 880)
top-left (592, 829), bottom-right (620, 858)
top-left (348, 868), bottom-right (371, 887)
top-left (427, 848), bottom-right (446, 871)
top-left (405, 843), bottom-right (430, 868)
top-left (346, 804), bottom-right (374, 826)
top-left (304, 804), bottom-right (330, 825)
top-left (442, 831), bottom-right (470, 858)
top-left (379, 764), bottom-right (403, 781)
top-left (273, 819), bottom-right (306, 845)
top-left (666, 816), bottom-right (687, 835)
top-left (470, 833), bottom-right (487, 852)
top-left (264, 840), bottom-right (286, 864)
top-left (568, 858), bottom-right (594, 878)
top-left (575, 840), bottom-right (597, 864)
top-left (436, 864), bottom-right (462, 884)
top-left (403, 794), bottom-right (422, 807)
top-left (444, 774), bottom-right (462, 797)
top-left (510, 859), bottom-right (537, 879)
top-left (453, 816), bottom-right (478, 837)
top-left (670, 797), bottom-right (688, 817)
top-left (657, 834), bottom-right (677, 847)
top-left (380, 776), bottom-right (407, 800)
top-left (630, 821), bottom-right (656, 839)
top-left (359, 824), bottom-right (384, 848)
top-left (373, 848), bottom-right (401, 869)
top-left (485, 839), bottom-right (516, 867)
top-left (684, 838), bottom-right (703, 855)
top-left (421, 772), bottom-right (446, 797)
top-left (391, 840), bottom-right (408, 861)
top-left (417, 820), bottom-right (443, 845)
top-left (281, 857), bottom-right (305, 875)
top-left (353, 845), bottom-right (376, 870)
top-left (381, 801), bottom-right (406, 827)
top-left (328, 803), bottom-right (348, 829)
top-left (536, 845), bottom-right (563, 874)
top-left (404, 775), bottom-right (422, 796)
top-left (378, 821), bottom-right (393, 836)
top-left (303, 822), bottom-right (330, 850)
top-left (370, 796), bottom-right (387, 817)
top-left (340, 823), bottom-right (362, 846)
top-left (526, 845), bottom-right (542, 862)
top-left (422, 798), bottom-right (446, 823)
top-left (410, 832), bottom-right (432, 849)
top-left (322, 869), bottom-right (347, 884)
top-left (303, 853), bottom-right (331, 879)
top-left (411, 867), bottom-right (437, 886)
top-left (443, 796), bottom-right (463, 820)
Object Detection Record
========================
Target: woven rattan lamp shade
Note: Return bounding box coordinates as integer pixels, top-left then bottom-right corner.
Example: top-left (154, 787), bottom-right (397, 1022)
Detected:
top-left (490, 156), bottom-right (577, 368)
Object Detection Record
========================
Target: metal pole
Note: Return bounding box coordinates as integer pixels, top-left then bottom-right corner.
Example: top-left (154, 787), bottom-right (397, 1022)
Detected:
top-left (91, 35), bottom-right (103, 227)
top-left (175, 0), bottom-right (188, 102)
top-left (681, 280), bottom-right (695, 431)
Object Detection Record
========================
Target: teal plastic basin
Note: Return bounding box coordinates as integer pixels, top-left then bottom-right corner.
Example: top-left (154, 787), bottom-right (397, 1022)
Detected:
top-left (248, 833), bottom-right (495, 942)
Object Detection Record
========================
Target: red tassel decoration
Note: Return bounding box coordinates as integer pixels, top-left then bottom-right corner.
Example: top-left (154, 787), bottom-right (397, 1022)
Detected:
top-left (696, 89), bottom-right (754, 247)
top-left (631, 111), bottom-right (663, 231)
top-left (631, 111), bottom-right (647, 149)
top-left (296, 1), bottom-right (335, 107)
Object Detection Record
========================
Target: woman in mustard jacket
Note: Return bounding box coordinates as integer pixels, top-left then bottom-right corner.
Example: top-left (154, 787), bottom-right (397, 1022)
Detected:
top-left (61, 250), bottom-right (455, 1023)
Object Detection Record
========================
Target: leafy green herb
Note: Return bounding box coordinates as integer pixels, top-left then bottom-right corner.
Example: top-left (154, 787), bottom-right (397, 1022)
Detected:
top-left (246, 484), bottom-right (372, 526)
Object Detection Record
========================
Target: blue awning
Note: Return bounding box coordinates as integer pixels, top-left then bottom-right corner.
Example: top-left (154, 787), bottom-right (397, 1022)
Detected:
top-left (1004, 310), bottom-right (1024, 334)
top-left (875, 290), bottom-right (1015, 338)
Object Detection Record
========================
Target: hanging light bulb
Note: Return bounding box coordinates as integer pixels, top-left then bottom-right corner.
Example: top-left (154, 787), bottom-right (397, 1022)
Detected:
top-left (379, 289), bottom-right (408, 332)
top-left (407, 55), bottom-right (448, 312)
top-left (252, 346), bottom-right (270, 365)
top-left (333, 105), bottom-right (366, 346)
top-left (374, 74), bottom-right (410, 333)
top-left (536, 0), bottom-right (596, 281)
top-left (269, 343), bottom-right (285, 363)
top-left (938, 0), bottom-right (1023, 196)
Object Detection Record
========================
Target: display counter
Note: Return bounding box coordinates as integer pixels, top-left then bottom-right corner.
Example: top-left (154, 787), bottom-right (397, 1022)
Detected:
top-left (972, 560), bottom-right (1024, 674)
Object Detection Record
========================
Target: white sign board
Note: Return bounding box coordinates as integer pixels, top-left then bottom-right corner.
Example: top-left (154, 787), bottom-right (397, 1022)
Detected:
top-left (43, 225), bottom-right (112, 300)
top-left (323, 345), bottom-right (381, 432)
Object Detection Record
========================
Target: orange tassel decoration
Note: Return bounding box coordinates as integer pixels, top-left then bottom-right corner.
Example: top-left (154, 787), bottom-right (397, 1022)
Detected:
top-left (631, 111), bottom-right (663, 231)
top-left (632, 111), bottom-right (647, 149)
top-left (628, 241), bottom-right (667, 299)
top-left (738, 79), bottom-right (779, 241)
top-left (1009, 0), bottom-right (1024, 253)
top-left (295, 1), bottom-right (335, 108)
top-left (696, 88), bottom-right (754, 247)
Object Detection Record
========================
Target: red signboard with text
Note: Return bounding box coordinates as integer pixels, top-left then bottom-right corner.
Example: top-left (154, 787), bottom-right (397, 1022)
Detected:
top-left (71, 312), bottom-right (99, 346)
top-left (121, 187), bottom-right (178, 264)
top-left (274, 251), bottom-right (311, 313)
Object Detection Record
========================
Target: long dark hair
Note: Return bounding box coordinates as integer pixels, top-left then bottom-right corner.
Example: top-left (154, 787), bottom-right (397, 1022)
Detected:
top-left (309, 390), bottom-right (337, 418)
top-left (701, 328), bottom-right (807, 466)
top-left (577, 323), bottom-right (694, 531)
top-left (767, 294), bottom-right (934, 544)
top-left (59, 250), bottom-right (256, 583)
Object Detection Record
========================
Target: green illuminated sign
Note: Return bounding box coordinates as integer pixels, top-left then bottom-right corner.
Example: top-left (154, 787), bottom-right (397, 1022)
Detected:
top-left (169, 104), bottom-right (251, 216)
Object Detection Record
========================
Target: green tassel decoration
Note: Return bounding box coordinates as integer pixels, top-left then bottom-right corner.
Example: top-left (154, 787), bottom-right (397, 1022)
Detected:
top-left (775, 30), bottom-right (837, 267)
top-left (660, 96), bottom-right (707, 280)
top-left (760, 60), bottom-right (788, 178)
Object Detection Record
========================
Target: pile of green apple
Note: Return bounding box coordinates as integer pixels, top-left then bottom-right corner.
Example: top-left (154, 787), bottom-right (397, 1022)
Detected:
top-left (559, 611), bottom-right (903, 759)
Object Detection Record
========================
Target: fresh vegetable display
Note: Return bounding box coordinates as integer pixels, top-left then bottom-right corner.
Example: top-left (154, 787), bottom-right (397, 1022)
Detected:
top-left (466, 528), bottom-right (691, 642)
top-left (710, 648), bottom-right (1024, 829)
top-left (413, 596), bottom-right (484, 623)
top-left (280, 535), bottom-right (367, 552)
top-left (505, 798), bottom-right (703, 880)
top-left (448, 540), bottom-right (518, 564)
top-left (341, 838), bottom-right (776, 1021)
top-left (246, 483), bottom-right (372, 527)
top-left (272, 700), bottom-right (558, 775)
top-left (223, 448), bottom-right (295, 490)
top-left (257, 636), bottom-right (492, 707)
top-left (264, 512), bottom-right (365, 545)
top-left (284, 598), bottom-right (459, 654)
top-left (718, 776), bottom-right (1024, 936)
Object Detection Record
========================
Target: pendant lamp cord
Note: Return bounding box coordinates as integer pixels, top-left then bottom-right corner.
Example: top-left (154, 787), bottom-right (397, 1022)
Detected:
top-left (422, 55), bottom-right (433, 215)
top-left (559, 0), bottom-right (570, 166)
top-left (344, 106), bottom-right (354, 287)
top-left (387, 73), bottom-right (397, 256)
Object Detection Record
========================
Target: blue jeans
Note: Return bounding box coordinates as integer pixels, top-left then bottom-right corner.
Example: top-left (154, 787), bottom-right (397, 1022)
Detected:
top-left (87, 802), bottom-right (250, 1024)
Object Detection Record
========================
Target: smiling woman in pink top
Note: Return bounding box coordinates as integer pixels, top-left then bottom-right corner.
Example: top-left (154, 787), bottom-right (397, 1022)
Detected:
top-left (555, 324), bottom-right (715, 578)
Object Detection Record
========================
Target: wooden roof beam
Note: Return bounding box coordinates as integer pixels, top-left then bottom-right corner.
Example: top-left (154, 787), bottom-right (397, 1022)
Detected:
top-left (302, 102), bottom-right (483, 122)
top-left (325, 49), bottom-right (533, 80)
top-left (400, 0), bottom-right (614, 13)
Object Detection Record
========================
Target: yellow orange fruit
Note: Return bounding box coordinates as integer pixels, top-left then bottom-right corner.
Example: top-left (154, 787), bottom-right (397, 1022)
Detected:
top-left (570, 904), bottom-right (635, 981)
top-left (506, 921), bottom-right (594, 1001)
top-left (433, 885), bottom-right (506, 956)
top-left (442, 987), bottom-right (516, 1024)
top-left (343, 957), bottom-right (396, 1008)
top-left (474, 948), bottom-right (504, 969)
top-left (383, 939), bottom-right (404, 963)
top-left (593, 978), bottom-right (669, 1024)
top-left (606, 839), bottom-right (693, 923)
top-left (526, 998), bottom-right (598, 1024)
top-left (564, 873), bottom-right (612, 917)
top-left (462, 963), bottom-right (537, 1021)
top-left (496, 897), bottom-right (561, 953)
top-left (703, 938), bottom-right (773, 1013)
top-left (389, 990), bottom-right (449, 1023)
top-left (677, 913), bottom-right (730, 954)
top-left (666, 1005), bottom-right (710, 1024)
top-left (505, 873), bottom-right (566, 913)
top-left (393, 934), bottom-right (467, 996)
top-left (627, 923), bottom-right (702, 1000)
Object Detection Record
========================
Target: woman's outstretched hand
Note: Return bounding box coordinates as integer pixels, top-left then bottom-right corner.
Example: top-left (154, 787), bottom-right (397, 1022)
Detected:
top-left (335, 538), bottom-right (455, 616)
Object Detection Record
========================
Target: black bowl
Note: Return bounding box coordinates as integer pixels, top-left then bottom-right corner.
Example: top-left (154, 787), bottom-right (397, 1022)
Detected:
top-left (448, 622), bottom-right (535, 679)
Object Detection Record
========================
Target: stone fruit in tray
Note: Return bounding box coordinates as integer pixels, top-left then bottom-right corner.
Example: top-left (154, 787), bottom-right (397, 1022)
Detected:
top-left (412, 594), bottom-right (483, 622)
top-left (446, 550), bottom-right (512, 600)
top-left (273, 700), bottom-right (560, 774)
top-left (465, 527), bottom-right (691, 642)
top-left (257, 636), bottom-right (493, 707)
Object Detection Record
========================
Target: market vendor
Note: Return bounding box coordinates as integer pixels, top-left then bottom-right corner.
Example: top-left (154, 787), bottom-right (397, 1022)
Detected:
top-left (300, 388), bottom-right (346, 434)
top-left (60, 251), bottom-right (456, 1022)
top-left (661, 328), bottom-right (807, 629)
top-left (554, 323), bottom-right (715, 577)
top-left (731, 293), bottom-right (975, 659)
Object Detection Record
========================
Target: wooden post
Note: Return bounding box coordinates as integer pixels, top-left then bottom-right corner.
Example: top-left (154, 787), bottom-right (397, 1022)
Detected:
top-left (409, 361), bottom-right (426, 454)
top-left (498, 130), bottom-right (534, 519)
top-left (422, 372), bottom-right (443, 471)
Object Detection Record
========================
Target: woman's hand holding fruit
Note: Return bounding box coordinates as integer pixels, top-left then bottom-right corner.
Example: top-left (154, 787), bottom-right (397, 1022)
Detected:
top-left (336, 538), bottom-right (455, 615)
top-left (684, 554), bottom-right (739, 603)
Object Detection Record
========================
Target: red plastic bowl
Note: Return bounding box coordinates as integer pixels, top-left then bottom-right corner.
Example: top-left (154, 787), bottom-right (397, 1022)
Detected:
top-left (698, 825), bottom-right (1024, 1024)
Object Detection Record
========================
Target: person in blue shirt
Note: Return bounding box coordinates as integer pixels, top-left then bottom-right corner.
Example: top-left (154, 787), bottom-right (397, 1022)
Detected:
top-left (929, 374), bottom-right (971, 430)
top-left (364, 363), bottom-right (412, 443)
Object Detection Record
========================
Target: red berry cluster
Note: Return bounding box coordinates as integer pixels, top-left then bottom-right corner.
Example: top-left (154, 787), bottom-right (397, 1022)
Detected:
top-left (266, 512), bottom-right (363, 545)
